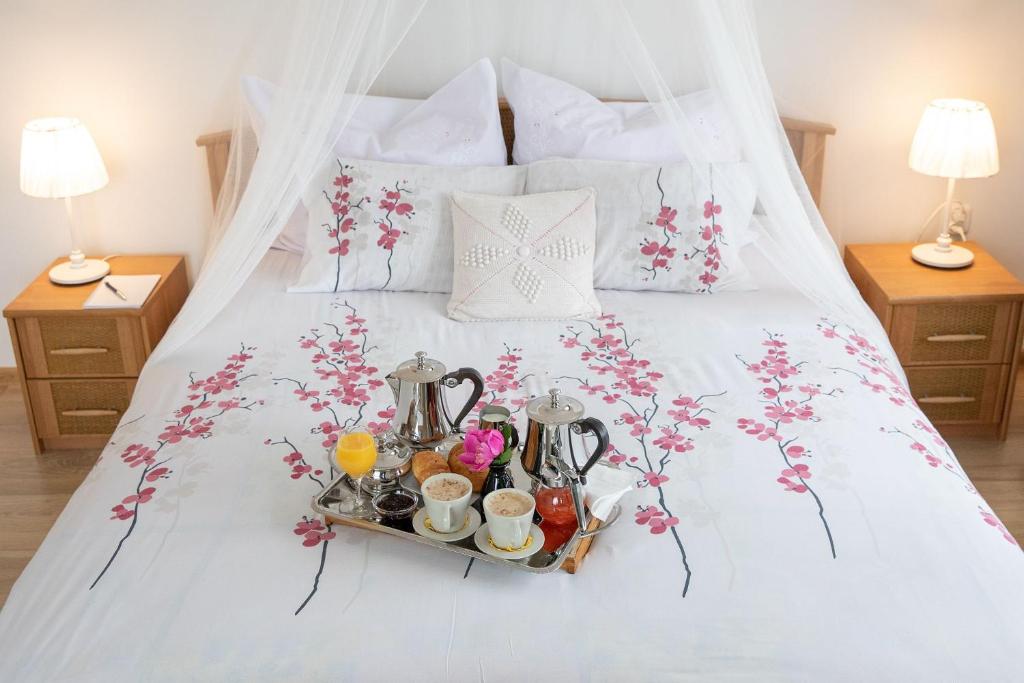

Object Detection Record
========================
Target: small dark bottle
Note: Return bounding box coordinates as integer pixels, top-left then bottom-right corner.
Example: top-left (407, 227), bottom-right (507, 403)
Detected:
top-left (473, 458), bottom-right (516, 515)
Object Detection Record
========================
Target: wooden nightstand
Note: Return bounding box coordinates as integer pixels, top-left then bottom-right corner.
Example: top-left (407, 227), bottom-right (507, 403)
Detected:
top-left (845, 242), bottom-right (1024, 439)
top-left (3, 255), bottom-right (188, 453)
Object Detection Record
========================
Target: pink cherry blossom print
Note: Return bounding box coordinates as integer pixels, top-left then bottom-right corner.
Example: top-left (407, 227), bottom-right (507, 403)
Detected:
top-left (267, 302), bottom-right (394, 613)
top-left (821, 318), bottom-right (1000, 539)
top-left (93, 343), bottom-right (260, 590)
top-left (561, 313), bottom-right (724, 597)
top-left (648, 515), bottom-right (680, 535)
top-left (373, 179), bottom-right (416, 289)
top-left (367, 406), bottom-right (396, 436)
top-left (635, 506), bottom-right (665, 525)
top-left (777, 477), bottom-right (808, 494)
top-left (781, 464), bottom-right (811, 479)
top-left (321, 162), bottom-right (370, 292)
top-left (638, 169), bottom-right (683, 281)
top-left (737, 330), bottom-right (836, 559)
top-left (980, 509), bottom-right (1018, 546)
top-left (817, 319), bottom-right (912, 408)
top-left (475, 345), bottom-right (530, 433)
top-left (643, 472), bottom-right (670, 487)
top-left (109, 504), bottom-right (134, 521)
top-left (144, 467), bottom-right (169, 482)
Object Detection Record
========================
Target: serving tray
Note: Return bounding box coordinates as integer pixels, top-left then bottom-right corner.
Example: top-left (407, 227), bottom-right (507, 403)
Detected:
top-left (311, 469), bottom-right (619, 575)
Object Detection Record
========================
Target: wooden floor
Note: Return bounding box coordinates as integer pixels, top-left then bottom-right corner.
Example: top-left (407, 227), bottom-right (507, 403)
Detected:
top-left (1, 368), bottom-right (1021, 607)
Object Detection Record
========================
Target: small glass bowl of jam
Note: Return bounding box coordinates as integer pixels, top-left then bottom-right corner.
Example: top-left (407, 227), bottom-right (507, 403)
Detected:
top-left (371, 488), bottom-right (419, 532)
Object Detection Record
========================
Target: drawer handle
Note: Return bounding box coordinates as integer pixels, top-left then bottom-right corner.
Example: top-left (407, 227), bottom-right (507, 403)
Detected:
top-left (61, 409), bottom-right (120, 417)
top-left (50, 347), bottom-right (110, 356)
top-left (925, 334), bottom-right (987, 343)
top-left (916, 396), bottom-right (977, 405)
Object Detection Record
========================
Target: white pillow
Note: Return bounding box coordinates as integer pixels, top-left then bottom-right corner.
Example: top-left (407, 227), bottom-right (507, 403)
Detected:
top-left (289, 158), bottom-right (525, 294)
top-left (244, 59), bottom-right (507, 252)
top-left (447, 188), bottom-right (601, 322)
top-left (525, 158), bottom-right (757, 293)
top-left (501, 59), bottom-right (740, 165)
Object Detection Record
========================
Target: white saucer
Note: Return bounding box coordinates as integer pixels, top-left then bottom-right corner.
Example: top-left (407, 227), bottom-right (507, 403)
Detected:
top-left (413, 507), bottom-right (481, 542)
top-left (473, 523), bottom-right (545, 560)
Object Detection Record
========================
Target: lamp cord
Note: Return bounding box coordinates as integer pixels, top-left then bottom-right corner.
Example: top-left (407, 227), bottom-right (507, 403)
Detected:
top-left (916, 202), bottom-right (966, 242)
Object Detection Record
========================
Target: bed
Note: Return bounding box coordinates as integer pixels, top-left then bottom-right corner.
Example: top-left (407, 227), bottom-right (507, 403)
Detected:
top-left (1, 110), bottom-right (1022, 682)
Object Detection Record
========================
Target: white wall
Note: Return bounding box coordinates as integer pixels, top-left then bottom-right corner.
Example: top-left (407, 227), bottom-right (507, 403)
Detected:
top-left (0, 0), bottom-right (1021, 365)
top-left (759, 0), bottom-right (1024, 276)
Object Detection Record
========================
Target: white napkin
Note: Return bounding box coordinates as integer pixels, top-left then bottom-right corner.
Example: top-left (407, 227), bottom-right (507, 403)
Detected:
top-left (583, 463), bottom-right (636, 521)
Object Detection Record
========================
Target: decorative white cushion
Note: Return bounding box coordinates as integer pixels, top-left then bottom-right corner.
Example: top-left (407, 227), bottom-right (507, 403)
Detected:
top-left (244, 59), bottom-right (507, 252)
top-left (289, 158), bottom-right (525, 293)
top-left (501, 59), bottom-right (740, 165)
top-left (447, 188), bottom-right (601, 321)
top-left (526, 158), bottom-right (758, 293)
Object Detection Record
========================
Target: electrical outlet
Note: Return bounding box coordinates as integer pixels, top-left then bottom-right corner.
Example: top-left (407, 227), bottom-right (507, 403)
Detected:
top-left (950, 200), bottom-right (972, 236)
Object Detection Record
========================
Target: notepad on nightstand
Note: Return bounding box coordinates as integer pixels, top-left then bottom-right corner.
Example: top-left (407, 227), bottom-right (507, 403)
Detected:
top-left (83, 275), bottom-right (161, 309)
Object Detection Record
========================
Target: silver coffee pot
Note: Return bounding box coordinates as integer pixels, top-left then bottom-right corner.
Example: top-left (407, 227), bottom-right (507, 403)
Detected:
top-left (521, 388), bottom-right (610, 526)
top-left (386, 351), bottom-right (484, 449)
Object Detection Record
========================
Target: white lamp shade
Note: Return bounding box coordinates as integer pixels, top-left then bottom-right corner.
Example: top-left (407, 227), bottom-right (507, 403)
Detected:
top-left (908, 99), bottom-right (999, 179)
top-left (20, 117), bottom-right (109, 199)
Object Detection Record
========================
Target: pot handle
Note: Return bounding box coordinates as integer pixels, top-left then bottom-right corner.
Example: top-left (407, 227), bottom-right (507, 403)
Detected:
top-left (571, 417), bottom-right (610, 482)
top-left (443, 367), bottom-right (485, 433)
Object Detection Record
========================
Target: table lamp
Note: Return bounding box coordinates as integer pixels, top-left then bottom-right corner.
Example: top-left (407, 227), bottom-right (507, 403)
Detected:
top-left (20, 117), bottom-right (111, 284)
top-left (908, 98), bottom-right (999, 268)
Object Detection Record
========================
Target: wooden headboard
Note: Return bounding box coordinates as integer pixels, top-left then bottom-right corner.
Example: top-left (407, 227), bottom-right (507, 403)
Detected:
top-left (196, 100), bottom-right (835, 208)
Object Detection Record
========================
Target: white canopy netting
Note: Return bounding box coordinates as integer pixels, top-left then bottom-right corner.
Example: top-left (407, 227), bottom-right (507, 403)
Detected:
top-left (151, 0), bottom-right (882, 365)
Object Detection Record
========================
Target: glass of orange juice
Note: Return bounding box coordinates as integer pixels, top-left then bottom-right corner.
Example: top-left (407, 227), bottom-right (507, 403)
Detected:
top-left (336, 431), bottom-right (378, 518)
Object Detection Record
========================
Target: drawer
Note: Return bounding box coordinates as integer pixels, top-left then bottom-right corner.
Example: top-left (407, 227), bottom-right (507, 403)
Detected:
top-left (27, 378), bottom-right (137, 439)
top-left (16, 316), bottom-right (145, 378)
top-left (905, 364), bottom-right (1008, 425)
top-left (890, 302), bottom-right (1017, 366)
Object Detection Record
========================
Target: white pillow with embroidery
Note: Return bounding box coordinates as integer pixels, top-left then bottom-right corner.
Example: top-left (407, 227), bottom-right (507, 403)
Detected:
top-left (245, 59), bottom-right (508, 253)
top-left (447, 188), bottom-right (601, 321)
top-left (502, 59), bottom-right (740, 165)
top-left (525, 158), bottom-right (757, 293)
top-left (289, 158), bottom-right (525, 293)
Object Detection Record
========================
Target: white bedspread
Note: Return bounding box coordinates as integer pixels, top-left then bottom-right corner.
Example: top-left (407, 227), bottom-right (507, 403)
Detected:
top-left (2, 250), bottom-right (1022, 681)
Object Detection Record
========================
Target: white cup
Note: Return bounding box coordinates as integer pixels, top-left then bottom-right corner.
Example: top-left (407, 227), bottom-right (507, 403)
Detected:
top-left (421, 473), bottom-right (472, 533)
top-left (483, 489), bottom-right (536, 550)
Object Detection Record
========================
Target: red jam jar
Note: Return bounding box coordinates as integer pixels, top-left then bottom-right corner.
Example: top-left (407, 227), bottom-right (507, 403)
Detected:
top-left (535, 486), bottom-right (579, 551)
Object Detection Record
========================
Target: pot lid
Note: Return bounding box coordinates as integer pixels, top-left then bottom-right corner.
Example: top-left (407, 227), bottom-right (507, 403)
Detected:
top-left (526, 388), bottom-right (585, 425)
top-left (392, 351), bottom-right (446, 383)
top-left (373, 432), bottom-right (412, 470)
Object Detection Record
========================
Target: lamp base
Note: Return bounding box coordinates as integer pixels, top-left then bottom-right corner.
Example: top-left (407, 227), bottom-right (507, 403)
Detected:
top-left (49, 259), bottom-right (110, 285)
top-left (911, 243), bottom-right (974, 269)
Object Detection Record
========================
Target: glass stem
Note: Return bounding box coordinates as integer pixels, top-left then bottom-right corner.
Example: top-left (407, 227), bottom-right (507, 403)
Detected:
top-left (354, 476), bottom-right (363, 505)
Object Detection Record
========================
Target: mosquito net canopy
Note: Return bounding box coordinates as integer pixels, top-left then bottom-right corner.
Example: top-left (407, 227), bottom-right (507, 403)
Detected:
top-left (151, 0), bottom-right (880, 364)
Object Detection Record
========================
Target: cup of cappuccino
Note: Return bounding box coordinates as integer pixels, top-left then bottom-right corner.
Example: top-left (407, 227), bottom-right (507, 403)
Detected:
top-left (421, 473), bottom-right (472, 533)
top-left (482, 489), bottom-right (536, 550)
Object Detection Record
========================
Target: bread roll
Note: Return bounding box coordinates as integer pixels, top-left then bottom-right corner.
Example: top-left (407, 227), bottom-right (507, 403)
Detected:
top-left (412, 451), bottom-right (449, 484)
top-left (447, 443), bottom-right (488, 492)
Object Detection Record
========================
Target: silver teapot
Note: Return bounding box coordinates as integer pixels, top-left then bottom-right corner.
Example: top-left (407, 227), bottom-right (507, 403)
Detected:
top-left (521, 388), bottom-right (609, 525)
top-left (386, 351), bottom-right (484, 449)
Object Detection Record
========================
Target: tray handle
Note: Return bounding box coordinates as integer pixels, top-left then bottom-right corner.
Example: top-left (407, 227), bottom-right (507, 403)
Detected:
top-left (578, 503), bottom-right (621, 539)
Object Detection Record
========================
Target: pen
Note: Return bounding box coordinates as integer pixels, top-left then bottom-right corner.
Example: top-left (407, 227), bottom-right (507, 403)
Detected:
top-left (104, 280), bottom-right (129, 302)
